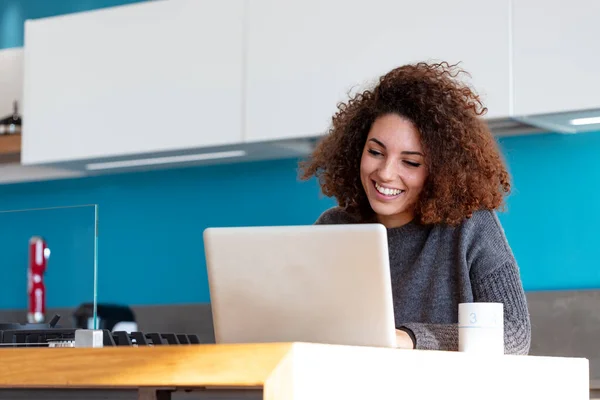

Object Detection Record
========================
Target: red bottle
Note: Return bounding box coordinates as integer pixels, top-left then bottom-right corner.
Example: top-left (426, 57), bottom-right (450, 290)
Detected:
top-left (27, 236), bottom-right (48, 324)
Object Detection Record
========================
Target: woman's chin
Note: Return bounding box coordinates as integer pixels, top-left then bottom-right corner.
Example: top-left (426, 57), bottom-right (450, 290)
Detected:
top-left (367, 196), bottom-right (413, 219)
top-left (369, 201), bottom-right (403, 217)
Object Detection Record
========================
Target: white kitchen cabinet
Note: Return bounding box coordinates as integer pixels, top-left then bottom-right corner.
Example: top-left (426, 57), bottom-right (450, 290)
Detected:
top-left (0, 48), bottom-right (23, 120)
top-left (22, 0), bottom-right (244, 166)
top-left (244, 0), bottom-right (511, 143)
top-left (511, 0), bottom-right (600, 117)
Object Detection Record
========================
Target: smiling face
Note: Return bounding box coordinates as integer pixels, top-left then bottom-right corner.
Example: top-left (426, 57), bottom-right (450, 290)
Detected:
top-left (360, 113), bottom-right (428, 228)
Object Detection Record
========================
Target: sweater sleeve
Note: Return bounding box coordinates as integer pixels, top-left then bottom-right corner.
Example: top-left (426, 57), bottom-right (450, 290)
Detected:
top-left (399, 259), bottom-right (531, 355)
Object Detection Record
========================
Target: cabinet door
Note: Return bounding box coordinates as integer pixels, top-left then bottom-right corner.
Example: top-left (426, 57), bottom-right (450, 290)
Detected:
top-left (22, 0), bottom-right (244, 165)
top-left (245, 0), bottom-right (510, 143)
top-left (512, 0), bottom-right (600, 116)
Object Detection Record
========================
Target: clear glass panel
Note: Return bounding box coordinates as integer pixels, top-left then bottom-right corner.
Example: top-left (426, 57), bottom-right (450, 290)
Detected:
top-left (0, 204), bottom-right (98, 329)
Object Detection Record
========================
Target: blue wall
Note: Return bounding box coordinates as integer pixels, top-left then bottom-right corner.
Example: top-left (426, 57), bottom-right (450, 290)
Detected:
top-left (1, 0), bottom-right (600, 310)
top-left (498, 132), bottom-right (600, 291)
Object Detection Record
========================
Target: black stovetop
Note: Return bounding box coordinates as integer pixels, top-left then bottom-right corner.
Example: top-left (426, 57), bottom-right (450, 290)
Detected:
top-left (0, 315), bottom-right (201, 347)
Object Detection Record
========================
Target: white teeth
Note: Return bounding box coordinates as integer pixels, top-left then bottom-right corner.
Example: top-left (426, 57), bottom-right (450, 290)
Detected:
top-left (375, 182), bottom-right (403, 196)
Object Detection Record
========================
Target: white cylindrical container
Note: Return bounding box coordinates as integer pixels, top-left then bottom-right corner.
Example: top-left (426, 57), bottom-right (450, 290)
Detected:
top-left (458, 302), bottom-right (504, 355)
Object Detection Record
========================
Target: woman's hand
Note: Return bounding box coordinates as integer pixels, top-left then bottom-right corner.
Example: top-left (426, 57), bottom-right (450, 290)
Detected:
top-left (395, 329), bottom-right (415, 349)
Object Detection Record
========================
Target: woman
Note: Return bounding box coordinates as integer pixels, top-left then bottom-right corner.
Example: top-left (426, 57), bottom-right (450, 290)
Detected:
top-left (299, 61), bottom-right (531, 354)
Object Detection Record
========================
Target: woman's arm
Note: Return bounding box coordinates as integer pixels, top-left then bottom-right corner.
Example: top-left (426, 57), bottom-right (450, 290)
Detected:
top-left (399, 260), bottom-right (531, 355)
top-left (471, 259), bottom-right (531, 355)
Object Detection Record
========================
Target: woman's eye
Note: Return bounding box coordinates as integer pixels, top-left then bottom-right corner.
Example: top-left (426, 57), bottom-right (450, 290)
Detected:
top-left (403, 161), bottom-right (421, 167)
top-left (368, 149), bottom-right (382, 157)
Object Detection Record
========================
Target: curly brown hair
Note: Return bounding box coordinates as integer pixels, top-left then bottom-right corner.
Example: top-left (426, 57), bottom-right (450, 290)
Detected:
top-left (299, 61), bottom-right (511, 226)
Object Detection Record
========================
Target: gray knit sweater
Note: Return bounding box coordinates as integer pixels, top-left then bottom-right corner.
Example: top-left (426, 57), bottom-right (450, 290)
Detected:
top-left (315, 207), bottom-right (531, 355)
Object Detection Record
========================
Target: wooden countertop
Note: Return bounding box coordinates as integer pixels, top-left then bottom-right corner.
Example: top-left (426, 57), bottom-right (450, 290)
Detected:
top-left (0, 342), bottom-right (292, 389)
top-left (0, 342), bottom-right (590, 400)
top-left (0, 134), bottom-right (21, 163)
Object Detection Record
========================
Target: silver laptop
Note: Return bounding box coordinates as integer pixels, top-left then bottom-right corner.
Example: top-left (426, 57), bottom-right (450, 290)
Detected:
top-left (203, 223), bottom-right (396, 348)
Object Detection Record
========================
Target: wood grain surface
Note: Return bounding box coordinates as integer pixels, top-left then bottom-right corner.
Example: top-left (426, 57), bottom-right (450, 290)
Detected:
top-left (0, 343), bottom-right (293, 389)
top-left (0, 134), bottom-right (21, 156)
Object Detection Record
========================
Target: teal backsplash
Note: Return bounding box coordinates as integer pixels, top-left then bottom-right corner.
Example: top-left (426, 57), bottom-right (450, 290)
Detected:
top-left (498, 132), bottom-right (600, 292)
top-left (0, 131), bottom-right (599, 309)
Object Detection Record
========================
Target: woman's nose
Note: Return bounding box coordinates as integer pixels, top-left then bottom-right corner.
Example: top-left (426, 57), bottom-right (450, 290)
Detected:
top-left (378, 160), bottom-right (397, 181)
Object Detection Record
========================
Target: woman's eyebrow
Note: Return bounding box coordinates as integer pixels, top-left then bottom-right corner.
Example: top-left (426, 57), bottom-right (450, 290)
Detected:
top-left (401, 151), bottom-right (424, 156)
top-left (368, 138), bottom-right (386, 148)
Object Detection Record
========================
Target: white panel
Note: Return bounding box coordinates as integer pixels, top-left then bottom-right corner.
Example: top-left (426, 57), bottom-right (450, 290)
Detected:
top-left (22, 0), bottom-right (244, 165)
top-left (0, 163), bottom-right (83, 185)
top-left (292, 343), bottom-right (589, 400)
top-left (0, 48), bottom-right (23, 119)
top-left (512, 0), bottom-right (600, 116)
top-left (245, 0), bottom-right (510, 143)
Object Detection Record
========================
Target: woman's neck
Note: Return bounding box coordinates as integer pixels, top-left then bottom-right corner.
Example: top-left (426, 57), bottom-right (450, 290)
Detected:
top-left (376, 212), bottom-right (414, 229)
